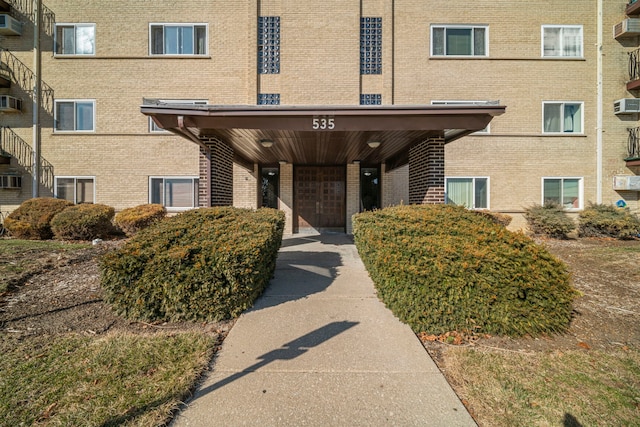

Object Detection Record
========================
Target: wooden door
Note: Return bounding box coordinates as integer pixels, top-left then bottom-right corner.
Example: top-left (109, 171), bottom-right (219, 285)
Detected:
top-left (295, 166), bottom-right (346, 232)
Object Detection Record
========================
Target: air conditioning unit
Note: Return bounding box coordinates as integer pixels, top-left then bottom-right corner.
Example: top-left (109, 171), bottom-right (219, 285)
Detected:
top-left (614, 98), bottom-right (640, 114)
top-left (0, 95), bottom-right (22, 113)
top-left (0, 174), bottom-right (22, 189)
top-left (613, 175), bottom-right (640, 191)
top-left (614, 18), bottom-right (640, 39)
top-left (0, 14), bottom-right (22, 36)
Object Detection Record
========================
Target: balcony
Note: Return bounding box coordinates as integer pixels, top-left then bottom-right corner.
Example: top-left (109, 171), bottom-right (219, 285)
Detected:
top-left (628, 0), bottom-right (640, 17)
top-left (627, 127), bottom-right (640, 167)
top-left (628, 48), bottom-right (640, 91)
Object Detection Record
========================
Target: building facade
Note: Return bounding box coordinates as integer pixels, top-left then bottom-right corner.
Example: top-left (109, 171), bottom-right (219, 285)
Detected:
top-left (0, 0), bottom-right (638, 234)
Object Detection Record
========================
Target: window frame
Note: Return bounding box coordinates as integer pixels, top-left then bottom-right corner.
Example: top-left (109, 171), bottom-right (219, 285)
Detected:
top-left (445, 176), bottom-right (490, 210)
top-left (541, 25), bottom-right (583, 58)
top-left (541, 177), bottom-right (583, 211)
top-left (149, 23), bottom-right (208, 56)
top-left (54, 99), bottom-right (96, 133)
top-left (54, 176), bottom-right (96, 204)
top-left (430, 24), bottom-right (489, 57)
top-left (147, 99), bottom-right (207, 132)
top-left (54, 23), bottom-right (96, 56)
top-left (542, 101), bottom-right (584, 134)
top-left (149, 176), bottom-right (199, 211)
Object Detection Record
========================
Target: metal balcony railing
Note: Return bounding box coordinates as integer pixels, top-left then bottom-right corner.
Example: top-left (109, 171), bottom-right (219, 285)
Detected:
top-left (0, 126), bottom-right (53, 188)
top-left (0, 48), bottom-right (54, 114)
top-left (628, 127), bottom-right (640, 160)
top-left (629, 48), bottom-right (640, 84)
top-left (5, 0), bottom-right (55, 36)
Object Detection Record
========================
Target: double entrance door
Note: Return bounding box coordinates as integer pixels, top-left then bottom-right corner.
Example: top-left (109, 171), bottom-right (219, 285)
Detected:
top-left (294, 166), bottom-right (346, 233)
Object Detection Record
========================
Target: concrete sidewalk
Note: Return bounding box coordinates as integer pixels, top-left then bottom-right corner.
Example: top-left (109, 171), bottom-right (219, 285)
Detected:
top-left (172, 234), bottom-right (476, 426)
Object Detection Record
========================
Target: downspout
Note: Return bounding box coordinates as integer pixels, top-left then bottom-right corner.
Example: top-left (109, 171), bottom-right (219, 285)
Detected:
top-left (32, 0), bottom-right (41, 198)
top-left (596, 0), bottom-right (603, 204)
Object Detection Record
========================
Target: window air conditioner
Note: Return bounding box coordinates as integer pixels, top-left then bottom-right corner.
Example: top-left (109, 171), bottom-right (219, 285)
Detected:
top-left (0, 174), bottom-right (22, 189)
top-left (0, 95), bottom-right (22, 113)
top-left (613, 175), bottom-right (640, 191)
top-left (0, 14), bottom-right (22, 36)
top-left (614, 98), bottom-right (640, 115)
top-left (614, 18), bottom-right (640, 39)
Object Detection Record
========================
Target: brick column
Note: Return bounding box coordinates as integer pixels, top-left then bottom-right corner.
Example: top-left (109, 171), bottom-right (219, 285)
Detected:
top-left (198, 138), bottom-right (233, 207)
top-left (409, 138), bottom-right (445, 204)
top-left (346, 163), bottom-right (360, 234)
top-left (279, 163), bottom-right (294, 235)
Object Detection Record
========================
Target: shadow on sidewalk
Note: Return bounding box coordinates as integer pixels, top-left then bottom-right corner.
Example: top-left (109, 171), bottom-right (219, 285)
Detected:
top-left (187, 321), bottom-right (359, 403)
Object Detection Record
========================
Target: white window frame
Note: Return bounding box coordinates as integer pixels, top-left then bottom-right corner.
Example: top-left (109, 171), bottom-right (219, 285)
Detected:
top-left (542, 177), bottom-right (583, 211)
top-left (542, 101), bottom-right (584, 134)
top-left (430, 25), bottom-right (489, 57)
top-left (54, 99), bottom-right (96, 133)
top-left (54, 176), bottom-right (96, 204)
top-left (149, 23), bottom-right (208, 56)
top-left (54, 23), bottom-right (96, 56)
top-left (445, 176), bottom-right (490, 210)
top-left (541, 25), bottom-right (583, 58)
top-left (149, 176), bottom-right (199, 211)
top-left (431, 100), bottom-right (492, 133)
top-left (148, 99), bottom-right (207, 132)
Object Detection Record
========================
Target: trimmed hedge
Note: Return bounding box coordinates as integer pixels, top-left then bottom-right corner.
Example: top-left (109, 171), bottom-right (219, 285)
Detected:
top-left (100, 207), bottom-right (285, 322)
top-left (578, 203), bottom-right (640, 239)
top-left (51, 203), bottom-right (115, 240)
top-left (524, 203), bottom-right (575, 238)
top-left (4, 198), bottom-right (73, 240)
top-left (353, 204), bottom-right (578, 337)
top-left (114, 204), bottom-right (166, 236)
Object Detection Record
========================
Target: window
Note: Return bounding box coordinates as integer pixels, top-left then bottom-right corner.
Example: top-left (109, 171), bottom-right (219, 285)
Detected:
top-left (542, 25), bottom-right (583, 58)
top-left (258, 16), bottom-right (280, 74)
top-left (360, 167), bottom-right (380, 211)
top-left (258, 93), bottom-right (280, 105)
top-left (150, 177), bottom-right (199, 209)
top-left (360, 94), bottom-right (381, 105)
top-left (55, 177), bottom-right (95, 204)
top-left (431, 100), bottom-right (495, 133)
top-left (261, 167), bottom-right (279, 209)
top-left (431, 25), bottom-right (488, 57)
top-left (55, 24), bottom-right (95, 55)
top-left (150, 24), bottom-right (207, 55)
top-left (147, 99), bottom-right (207, 132)
top-left (543, 178), bottom-right (582, 210)
top-left (543, 102), bottom-right (583, 133)
top-left (55, 100), bottom-right (95, 132)
top-left (361, 17), bottom-right (382, 74)
top-left (445, 177), bottom-right (489, 209)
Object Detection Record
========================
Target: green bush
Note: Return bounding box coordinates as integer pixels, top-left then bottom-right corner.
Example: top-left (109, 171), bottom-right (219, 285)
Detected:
top-left (114, 204), bottom-right (166, 236)
top-left (474, 211), bottom-right (512, 227)
top-left (524, 203), bottom-right (575, 238)
top-left (4, 198), bottom-right (73, 240)
top-left (51, 203), bottom-right (116, 240)
top-left (100, 207), bottom-right (285, 322)
top-left (353, 204), bottom-right (578, 337)
top-left (578, 203), bottom-right (640, 239)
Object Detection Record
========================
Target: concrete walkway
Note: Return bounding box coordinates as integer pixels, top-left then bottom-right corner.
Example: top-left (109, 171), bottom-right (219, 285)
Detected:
top-left (172, 234), bottom-right (476, 426)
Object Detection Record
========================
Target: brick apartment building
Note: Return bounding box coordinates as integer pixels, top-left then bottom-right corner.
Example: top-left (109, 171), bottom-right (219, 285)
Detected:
top-left (0, 0), bottom-right (639, 234)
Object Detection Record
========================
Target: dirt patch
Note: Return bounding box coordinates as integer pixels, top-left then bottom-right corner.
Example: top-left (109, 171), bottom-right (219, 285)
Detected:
top-left (0, 241), bottom-right (233, 339)
top-left (423, 237), bottom-right (640, 363)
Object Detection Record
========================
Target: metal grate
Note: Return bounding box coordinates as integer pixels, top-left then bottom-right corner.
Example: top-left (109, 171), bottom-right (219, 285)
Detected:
top-left (360, 17), bottom-right (382, 75)
top-left (258, 93), bottom-right (280, 105)
top-left (258, 16), bottom-right (280, 74)
top-left (360, 94), bottom-right (381, 105)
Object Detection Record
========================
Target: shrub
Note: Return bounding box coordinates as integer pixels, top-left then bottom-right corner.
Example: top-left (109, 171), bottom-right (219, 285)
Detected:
top-left (114, 204), bottom-right (166, 236)
top-left (524, 203), bottom-right (575, 238)
top-left (578, 203), bottom-right (640, 239)
top-left (474, 211), bottom-right (512, 227)
top-left (50, 204), bottom-right (115, 240)
top-left (353, 204), bottom-right (578, 337)
top-left (100, 207), bottom-right (285, 322)
top-left (4, 198), bottom-right (73, 240)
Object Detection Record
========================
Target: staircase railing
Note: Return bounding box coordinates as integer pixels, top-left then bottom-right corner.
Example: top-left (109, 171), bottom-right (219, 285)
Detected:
top-left (0, 126), bottom-right (53, 189)
top-left (6, 0), bottom-right (55, 36)
top-left (0, 48), bottom-right (54, 114)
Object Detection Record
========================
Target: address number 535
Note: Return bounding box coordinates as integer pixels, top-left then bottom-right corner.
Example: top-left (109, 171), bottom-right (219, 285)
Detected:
top-left (312, 116), bottom-right (335, 130)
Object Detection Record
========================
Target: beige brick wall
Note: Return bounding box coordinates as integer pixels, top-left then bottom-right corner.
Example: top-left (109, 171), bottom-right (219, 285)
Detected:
top-left (233, 163), bottom-right (258, 209)
top-left (279, 163), bottom-right (294, 235)
top-left (346, 163), bottom-right (360, 233)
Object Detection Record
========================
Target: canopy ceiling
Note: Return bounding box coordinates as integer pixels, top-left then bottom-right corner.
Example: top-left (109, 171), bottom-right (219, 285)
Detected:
top-left (141, 104), bottom-right (505, 170)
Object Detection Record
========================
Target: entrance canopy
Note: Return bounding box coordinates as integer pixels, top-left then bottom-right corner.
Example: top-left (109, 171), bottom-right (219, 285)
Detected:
top-left (141, 104), bottom-right (505, 170)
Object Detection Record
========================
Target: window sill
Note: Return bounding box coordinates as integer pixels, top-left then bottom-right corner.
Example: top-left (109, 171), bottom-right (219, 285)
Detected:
top-left (53, 131), bottom-right (96, 134)
top-left (429, 57), bottom-right (586, 61)
top-left (54, 55), bottom-right (212, 60)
